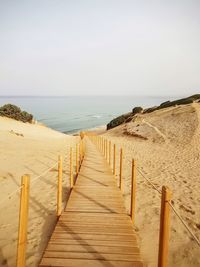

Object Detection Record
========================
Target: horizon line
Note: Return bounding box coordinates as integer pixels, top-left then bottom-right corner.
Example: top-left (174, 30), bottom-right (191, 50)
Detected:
top-left (0, 94), bottom-right (186, 98)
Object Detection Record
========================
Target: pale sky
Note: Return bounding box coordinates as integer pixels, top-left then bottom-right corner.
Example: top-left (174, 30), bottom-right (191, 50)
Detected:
top-left (0, 0), bottom-right (199, 96)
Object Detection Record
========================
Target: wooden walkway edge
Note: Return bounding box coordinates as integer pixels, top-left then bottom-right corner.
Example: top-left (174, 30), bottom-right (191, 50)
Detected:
top-left (39, 138), bottom-right (144, 267)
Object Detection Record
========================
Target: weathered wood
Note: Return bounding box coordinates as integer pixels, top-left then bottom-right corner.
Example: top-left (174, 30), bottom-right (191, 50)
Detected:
top-left (49, 239), bottom-right (137, 246)
top-left (46, 244), bottom-right (140, 253)
top-left (80, 141), bottom-right (83, 163)
top-left (130, 159), bottom-right (136, 222)
top-left (70, 147), bottom-right (73, 188)
top-left (158, 186), bottom-right (172, 267)
top-left (51, 232), bottom-right (137, 241)
top-left (16, 175), bottom-right (30, 267)
top-left (119, 148), bottom-right (123, 189)
top-left (105, 140), bottom-right (108, 160)
top-left (113, 144), bottom-right (116, 175)
top-left (39, 139), bottom-right (143, 267)
top-left (57, 155), bottom-right (62, 217)
top-left (44, 251), bottom-right (141, 261)
top-left (76, 144), bottom-right (79, 176)
top-left (104, 139), bottom-right (106, 157)
top-left (109, 140), bottom-right (111, 166)
top-left (40, 258), bottom-right (144, 267)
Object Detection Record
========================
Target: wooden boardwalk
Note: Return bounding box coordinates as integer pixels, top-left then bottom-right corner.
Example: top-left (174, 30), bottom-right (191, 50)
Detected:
top-left (39, 138), bottom-right (144, 267)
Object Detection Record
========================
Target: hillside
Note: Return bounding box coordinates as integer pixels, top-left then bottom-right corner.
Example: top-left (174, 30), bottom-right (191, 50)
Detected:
top-left (103, 103), bottom-right (200, 267)
top-left (107, 94), bottom-right (200, 130)
top-left (0, 117), bottom-right (77, 267)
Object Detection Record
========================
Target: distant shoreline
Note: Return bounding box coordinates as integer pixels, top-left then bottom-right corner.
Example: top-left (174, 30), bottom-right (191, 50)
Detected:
top-left (72, 125), bottom-right (106, 136)
top-left (0, 95), bottom-right (180, 134)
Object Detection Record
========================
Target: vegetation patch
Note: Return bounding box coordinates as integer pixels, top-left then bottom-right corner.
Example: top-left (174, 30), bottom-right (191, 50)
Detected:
top-left (107, 94), bottom-right (200, 130)
top-left (107, 112), bottom-right (132, 130)
top-left (0, 104), bottom-right (33, 123)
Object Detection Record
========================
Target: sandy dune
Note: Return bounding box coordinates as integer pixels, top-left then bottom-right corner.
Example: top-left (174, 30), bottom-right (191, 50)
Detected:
top-left (1, 103), bottom-right (200, 267)
top-left (103, 103), bottom-right (200, 267)
top-left (0, 117), bottom-right (77, 267)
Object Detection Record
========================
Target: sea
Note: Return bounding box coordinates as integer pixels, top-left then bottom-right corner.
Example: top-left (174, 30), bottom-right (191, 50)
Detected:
top-left (0, 96), bottom-right (178, 134)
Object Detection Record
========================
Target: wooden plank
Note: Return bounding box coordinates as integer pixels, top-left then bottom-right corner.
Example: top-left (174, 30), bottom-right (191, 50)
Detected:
top-left (60, 212), bottom-right (130, 218)
top-left (43, 251), bottom-right (141, 261)
top-left (46, 244), bottom-right (140, 254)
top-left (53, 229), bottom-right (135, 235)
top-left (39, 138), bottom-right (143, 267)
top-left (49, 239), bottom-right (138, 247)
top-left (51, 233), bottom-right (137, 241)
top-left (57, 221), bottom-right (133, 227)
top-left (55, 223), bottom-right (134, 231)
top-left (40, 258), bottom-right (144, 267)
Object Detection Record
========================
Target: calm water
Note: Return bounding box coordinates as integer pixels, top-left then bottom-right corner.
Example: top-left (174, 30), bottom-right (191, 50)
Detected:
top-left (0, 96), bottom-right (177, 134)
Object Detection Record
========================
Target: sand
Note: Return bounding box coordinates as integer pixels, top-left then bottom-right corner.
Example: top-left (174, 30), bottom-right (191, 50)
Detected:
top-left (102, 103), bottom-right (200, 267)
top-left (1, 103), bottom-right (200, 267)
top-left (0, 117), bottom-right (77, 267)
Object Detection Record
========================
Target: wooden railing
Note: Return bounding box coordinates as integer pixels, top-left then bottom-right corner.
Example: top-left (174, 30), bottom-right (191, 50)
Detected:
top-left (2, 131), bottom-right (199, 267)
top-left (89, 134), bottom-right (200, 267)
top-left (88, 134), bottom-right (172, 267)
top-left (16, 137), bottom-right (85, 267)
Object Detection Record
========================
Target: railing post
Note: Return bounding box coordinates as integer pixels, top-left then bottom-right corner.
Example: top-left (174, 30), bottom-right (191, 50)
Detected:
top-left (158, 186), bottom-right (172, 267)
top-left (16, 175), bottom-right (30, 267)
top-left (113, 144), bottom-right (116, 175)
top-left (57, 155), bottom-right (62, 217)
top-left (83, 142), bottom-right (85, 159)
top-left (79, 141), bottom-right (82, 166)
top-left (70, 147), bottom-right (73, 188)
top-left (76, 144), bottom-right (79, 176)
top-left (119, 148), bottom-right (123, 189)
top-left (109, 141), bottom-right (111, 166)
top-left (106, 140), bottom-right (108, 160)
top-left (81, 139), bottom-right (84, 161)
top-left (130, 159), bottom-right (136, 222)
top-left (79, 141), bottom-right (82, 165)
top-left (81, 140), bottom-right (83, 163)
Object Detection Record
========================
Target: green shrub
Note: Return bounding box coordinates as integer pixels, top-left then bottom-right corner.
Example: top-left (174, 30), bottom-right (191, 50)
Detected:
top-left (107, 115), bottom-right (125, 130)
top-left (106, 94), bottom-right (200, 130)
top-left (0, 104), bottom-right (33, 123)
top-left (132, 106), bottom-right (143, 115)
top-left (143, 106), bottom-right (158, 113)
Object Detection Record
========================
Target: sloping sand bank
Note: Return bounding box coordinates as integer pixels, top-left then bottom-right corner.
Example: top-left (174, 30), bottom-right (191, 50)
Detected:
top-left (103, 103), bottom-right (200, 267)
top-left (0, 117), bottom-right (77, 267)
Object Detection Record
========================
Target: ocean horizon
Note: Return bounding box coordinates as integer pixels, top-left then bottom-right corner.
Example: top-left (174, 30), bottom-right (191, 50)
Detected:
top-left (0, 95), bottom-right (179, 134)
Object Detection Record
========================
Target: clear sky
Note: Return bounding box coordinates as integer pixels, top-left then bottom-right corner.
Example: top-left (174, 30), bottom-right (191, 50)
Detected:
top-left (0, 0), bottom-right (199, 96)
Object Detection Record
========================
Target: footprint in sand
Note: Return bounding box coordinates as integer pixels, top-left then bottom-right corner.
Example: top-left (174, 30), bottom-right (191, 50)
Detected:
top-left (180, 204), bottom-right (195, 215)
